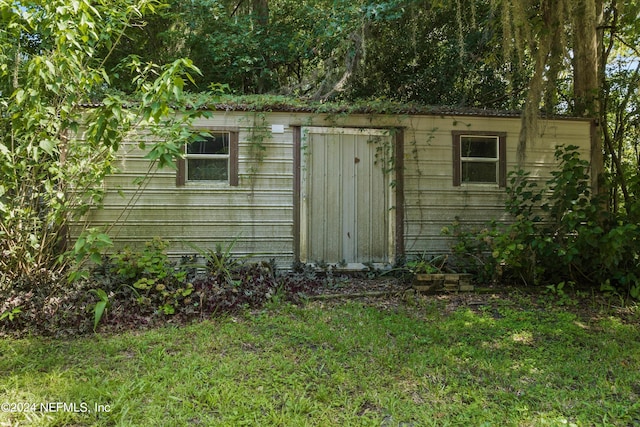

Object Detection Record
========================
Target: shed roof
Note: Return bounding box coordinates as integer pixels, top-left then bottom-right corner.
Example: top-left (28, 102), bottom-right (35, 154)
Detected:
top-left (80, 95), bottom-right (591, 121)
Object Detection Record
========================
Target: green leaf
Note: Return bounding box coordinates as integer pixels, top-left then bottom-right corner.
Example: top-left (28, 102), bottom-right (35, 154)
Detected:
top-left (74, 237), bottom-right (86, 252)
top-left (14, 88), bottom-right (25, 104)
top-left (96, 233), bottom-right (113, 245)
top-left (90, 288), bottom-right (110, 331)
top-left (39, 139), bottom-right (56, 155)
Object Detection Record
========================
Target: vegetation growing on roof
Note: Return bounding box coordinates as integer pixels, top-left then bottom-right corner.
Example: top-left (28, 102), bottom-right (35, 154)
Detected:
top-left (101, 92), bottom-right (528, 117)
top-left (204, 94), bottom-right (527, 117)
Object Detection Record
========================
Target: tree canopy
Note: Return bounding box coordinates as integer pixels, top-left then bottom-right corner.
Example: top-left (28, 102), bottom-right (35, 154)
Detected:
top-left (100, 0), bottom-right (640, 197)
top-left (102, 0), bottom-right (520, 107)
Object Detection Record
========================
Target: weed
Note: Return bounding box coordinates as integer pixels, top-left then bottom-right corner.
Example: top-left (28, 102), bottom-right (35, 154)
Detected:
top-left (192, 262), bottom-right (279, 315)
top-left (89, 288), bottom-right (110, 331)
top-left (442, 219), bottom-right (503, 283)
top-left (0, 307), bottom-right (21, 323)
top-left (97, 237), bottom-right (194, 316)
top-left (278, 261), bottom-right (324, 302)
top-left (405, 253), bottom-right (447, 274)
top-left (543, 281), bottom-right (579, 307)
top-left (0, 269), bottom-right (95, 336)
top-left (1, 239), bottom-right (328, 336)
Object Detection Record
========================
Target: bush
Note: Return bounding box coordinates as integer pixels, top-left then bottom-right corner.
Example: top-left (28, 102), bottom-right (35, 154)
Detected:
top-left (92, 238), bottom-right (195, 319)
top-left (192, 263), bottom-right (279, 315)
top-left (278, 261), bottom-right (326, 301)
top-left (89, 240), bottom-right (327, 329)
top-left (483, 145), bottom-right (640, 297)
top-left (442, 219), bottom-right (504, 283)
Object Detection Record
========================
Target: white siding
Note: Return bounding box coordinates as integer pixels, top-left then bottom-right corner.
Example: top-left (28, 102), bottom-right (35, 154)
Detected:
top-left (399, 115), bottom-right (591, 256)
top-left (84, 111), bottom-right (298, 263)
top-left (79, 109), bottom-right (592, 263)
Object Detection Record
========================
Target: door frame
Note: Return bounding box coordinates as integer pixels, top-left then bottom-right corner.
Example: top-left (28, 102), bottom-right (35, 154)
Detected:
top-left (292, 125), bottom-right (405, 267)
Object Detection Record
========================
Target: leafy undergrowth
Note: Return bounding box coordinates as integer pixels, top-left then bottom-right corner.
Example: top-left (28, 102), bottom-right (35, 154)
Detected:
top-left (0, 294), bottom-right (639, 426)
top-left (0, 248), bottom-right (328, 338)
top-left (0, 269), bottom-right (321, 338)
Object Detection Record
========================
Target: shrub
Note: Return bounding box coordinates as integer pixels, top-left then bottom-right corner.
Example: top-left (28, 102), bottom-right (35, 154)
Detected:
top-left (1, 238), bottom-right (361, 337)
top-left (192, 263), bottom-right (279, 316)
top-left (278, 261), bottom-right (325, 301)
top-left (497, 145), bottom-right (640, 297)
top-left (442, 219), bottom-right (504, 283)
top-left (443, 145), bottom-right (640, 298)
top-left (93, 238), bottom-right (194, 318)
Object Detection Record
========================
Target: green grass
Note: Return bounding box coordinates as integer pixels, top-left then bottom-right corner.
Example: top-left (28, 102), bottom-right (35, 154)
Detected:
top-left (1, 296), bottom-right (639, 426)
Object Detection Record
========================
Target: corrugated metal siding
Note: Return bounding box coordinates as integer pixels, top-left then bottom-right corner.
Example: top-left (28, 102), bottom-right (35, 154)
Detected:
top-left (78, 109), bottom-right (591, 263)
top-left (400, 116), bottom-right (591, 257)
top-left (83, 111), bottom-right (297, 262)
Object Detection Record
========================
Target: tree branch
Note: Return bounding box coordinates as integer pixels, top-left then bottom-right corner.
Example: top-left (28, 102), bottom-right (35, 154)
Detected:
top-left (231, 0), bottom-right (245, 17)
top-left (311, 24), bottom-right (368, 102)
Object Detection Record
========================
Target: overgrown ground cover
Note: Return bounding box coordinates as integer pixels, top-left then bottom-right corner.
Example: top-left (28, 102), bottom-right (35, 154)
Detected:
top-left (1, 292), bottom-right (639, 426)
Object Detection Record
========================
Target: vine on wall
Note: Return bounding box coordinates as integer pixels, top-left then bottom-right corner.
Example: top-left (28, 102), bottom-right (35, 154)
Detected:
top-left (241, 112), bottom-right (272, 189)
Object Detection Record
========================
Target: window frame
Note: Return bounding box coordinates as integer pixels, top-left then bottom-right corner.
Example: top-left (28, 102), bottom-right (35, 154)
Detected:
top-left (452, 131), bottom-right (506, 187)
top-left (177, 127), bottom-right (239, 187)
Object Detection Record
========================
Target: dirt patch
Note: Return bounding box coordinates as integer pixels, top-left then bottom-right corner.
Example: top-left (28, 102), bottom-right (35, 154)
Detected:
top-left (304, 276), bottom-right (640, 326)
top-left (309, 275), bottom-right (409, 297)
top-left (305, 275), bottom-right (511, 313)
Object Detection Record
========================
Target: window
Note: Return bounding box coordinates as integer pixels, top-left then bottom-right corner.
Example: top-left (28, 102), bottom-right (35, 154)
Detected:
top-left (177, 128), bottom-right (238, 186)
top-left (187, 133), bottom-right (229, 181)
top-left (452, 131), bottom-right (506, 187)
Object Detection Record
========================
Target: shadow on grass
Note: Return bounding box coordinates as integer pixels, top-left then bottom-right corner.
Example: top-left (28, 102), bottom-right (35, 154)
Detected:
top-left (0, 295), bottom-right (639, 426)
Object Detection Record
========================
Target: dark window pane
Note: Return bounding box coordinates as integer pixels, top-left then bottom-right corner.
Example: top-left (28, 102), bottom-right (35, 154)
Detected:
top-left (462, 162), bottom-right (497, 183)
top-left (187, 133), bottom-right (229, 155)
top-left (461, 136), bottom-right (498, 158)
top-left (187, 159), bottom-right (228, 181)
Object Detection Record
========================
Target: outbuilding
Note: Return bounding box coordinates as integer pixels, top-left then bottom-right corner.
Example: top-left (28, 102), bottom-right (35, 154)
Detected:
top-left (83, 101), bottom-right (593, 268)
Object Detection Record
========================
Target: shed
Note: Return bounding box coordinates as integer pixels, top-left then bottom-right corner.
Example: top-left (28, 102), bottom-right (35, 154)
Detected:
top-left (82, 102), bottom-right (593, 268)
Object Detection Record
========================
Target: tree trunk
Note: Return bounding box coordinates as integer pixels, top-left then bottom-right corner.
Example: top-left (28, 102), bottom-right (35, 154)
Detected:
top-left (252, 0), bottom-right (269, 27)
top-left (572, 0), bottom-right (604, 194)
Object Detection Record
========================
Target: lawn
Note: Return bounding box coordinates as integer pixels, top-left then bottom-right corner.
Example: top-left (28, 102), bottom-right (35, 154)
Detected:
top-left (1, 292), bottom-right (639, 426)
